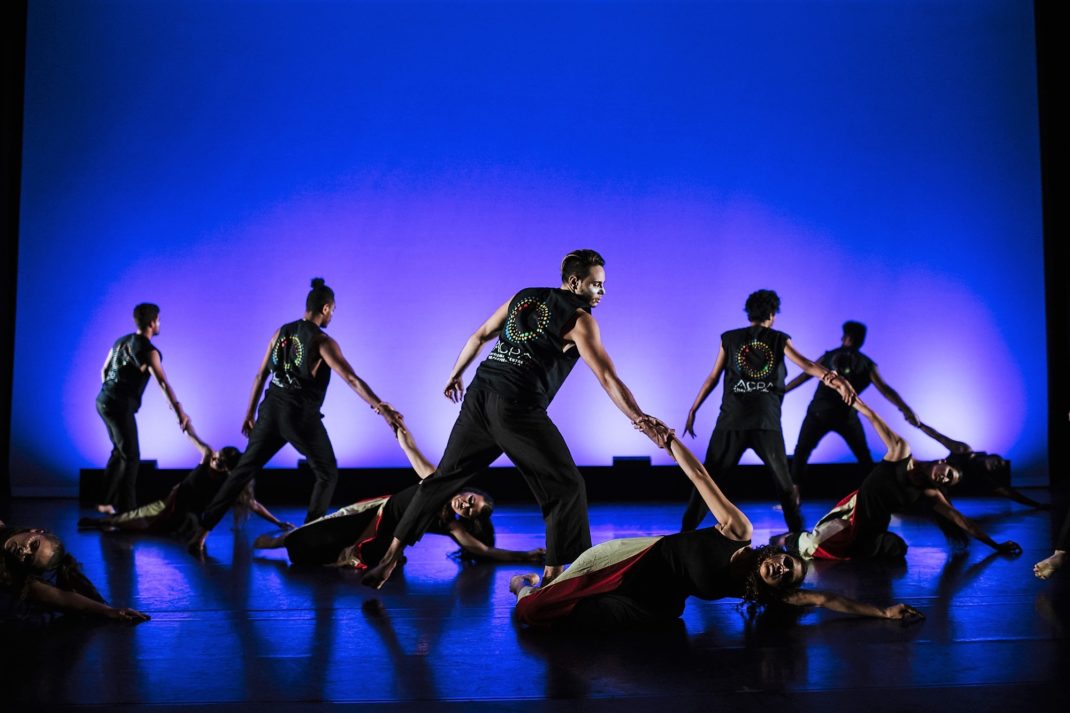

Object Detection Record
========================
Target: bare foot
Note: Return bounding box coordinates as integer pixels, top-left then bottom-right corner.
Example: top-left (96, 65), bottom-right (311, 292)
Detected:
top-left (187, 529), bottom-right (208, 559)
top-left (362, 558), bottom-right (399, 590)
top-left (541, 564), bottom-right (564, 586)
top-left (1034, 550), bottom-right (1067, 580)
top-left (509, 573), bottom-right (540, 595)
top-left (97, 504), bottom-right (116, 515)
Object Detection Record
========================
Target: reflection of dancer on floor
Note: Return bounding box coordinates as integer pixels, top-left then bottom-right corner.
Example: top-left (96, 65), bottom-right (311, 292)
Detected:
top-left (509, 434), bottom-right (922, 630)
top-left (785, 320), bottom-right (915, 487)
top-left (910, 420), bottom-right (1049, 509)
top-left (782, 395), bottom-right (1022, 561)
top-left (363, 250), bottom-right (670, 590)
top-left (95, 302), bottom-right (191, 514)
top-left (682, 290), bottom-right (856, 533)
top-left (79, 424), bottom-right (293, 535)
top-left (189, 278), bottom-right (404, 555)
top-left (254, 427), bottom-right (544, 567)
top-left (1034, 412), bottom-right (1069, 580)
top-left (1, 522), bottom-right (150, 623)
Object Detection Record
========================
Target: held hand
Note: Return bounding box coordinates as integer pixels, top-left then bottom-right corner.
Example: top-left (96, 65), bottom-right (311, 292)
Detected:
top-left (829, 375), bottom-right (857, 405)
top-left (882, 603), bottom-right (924, 621)
top-left (509, 573), bottom-right (540, 595)
top-left (444, 375), bottom-right (465, 403)
top-left (683, 411), bottom-right (697, 439)
top-left (995, 540), bottom-right (1023, 555)
top-left (633, 415), bottom-right (673, 449)
top-left (524, 548), bottom-right (547, 564)
top-left (901, 407), bottom-right (919, 427)
top-left (279, 521), bottom-right (297, 531)
top-left (376, 403), bottom-right (406, 434)
top-left (109, 606), bottom-right (151, 624)
top-left (177, 409), bottom-right (191, 432)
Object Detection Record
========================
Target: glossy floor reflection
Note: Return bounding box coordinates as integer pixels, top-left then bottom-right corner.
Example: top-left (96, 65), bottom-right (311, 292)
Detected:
top-left (3, 497), bottom-right (1068, 711)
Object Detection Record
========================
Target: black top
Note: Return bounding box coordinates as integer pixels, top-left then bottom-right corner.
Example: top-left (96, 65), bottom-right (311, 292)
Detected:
top-left (854, 457), bottom-right (925, 538)
top-left (716, 326), bottom-right (790, 430)
top-left (266, 319), bottom-right (331, 408)
top-left (469, 288), bottom-right (592, 408)
top-left (99, 333), bottom-right (159, 409)
top-left (173, 463), bottom-right (227, 517)
top-left (808, 347), bottom-right (876, 417)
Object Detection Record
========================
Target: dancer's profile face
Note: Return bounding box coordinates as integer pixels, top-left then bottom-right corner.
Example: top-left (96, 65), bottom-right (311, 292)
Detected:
top-left (451, 492), bottom-right (488, 519)
top-left (570, 265), bottom-right (606, 308)
top-left (4, 529), bottom-right (56, 570)
top-left (320, 302), bottom-right (336, 328)
top-left (929, 461), bottom-right (960, 487)
top-left (209, 452), bottom-right (228, 472)
top-left (759, 552), bottom-right (804, 588)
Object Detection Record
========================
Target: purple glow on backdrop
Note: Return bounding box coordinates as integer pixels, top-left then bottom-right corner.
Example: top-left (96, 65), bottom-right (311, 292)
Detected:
top-left (13, 1), bottom-right (1045, 494)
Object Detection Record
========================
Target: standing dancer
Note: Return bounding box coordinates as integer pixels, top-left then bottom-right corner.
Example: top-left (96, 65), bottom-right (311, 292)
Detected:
top-left (96, 303), bottom-right (190, 514)
top-left (188, 278), bottom-right (404, 555)
top-left (682, 290), bottom-right (855, 533)
top-left (785, 321), bottom-right (916, 487)
top-left (362, 250), bottom-right (670, 589)
top-left (783, 394), bottom-right (1021, 561)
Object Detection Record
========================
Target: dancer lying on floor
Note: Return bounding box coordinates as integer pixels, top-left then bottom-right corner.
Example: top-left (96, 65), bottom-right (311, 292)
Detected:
top-left (509, 433), bottom-right (922, 630)
top-left (1, 521), bottom-right (149, 624)
top-left (781, 395), bottom-right (1022, 561)
top-left (253, 427), bottom-right (544, 568)
top-left (79, 424), bottom-right (293, 537)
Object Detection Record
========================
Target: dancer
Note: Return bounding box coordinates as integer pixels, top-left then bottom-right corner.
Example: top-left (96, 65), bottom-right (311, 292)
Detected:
top-left (96, 302), bottom-right (190, 514)
top-left (1, 521), bottom-right (150, 623)
top-left (783, 395), bottom-right (1022, 560)
top-left (253, 427), bottom-right (544, 568)
top-left (1035, 410), bottom-right (1069, 579)
top-left (362, 249), bottom-right (670, 589)
top-left (79, 424), bottom-right (293, 536)
top-left (189, 278), bottom-right (404, 555)
top-left (509, 435), bottom-right (922, 630)
top-left (785, 321), bottom-right (916, 487)
top-left (681, 290), bottom-right (855, 533)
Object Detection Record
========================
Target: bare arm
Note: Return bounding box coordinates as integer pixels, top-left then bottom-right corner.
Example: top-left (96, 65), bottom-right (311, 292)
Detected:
top-left (667, 437), bottom-right (753, 541)
top-left (146, 350), bottom-right (190, 431)
top-left (784, 589), bottom-right (922, 620)
top-left (242, 332), bottom-right (277, 437)
top-left (319, 335), bottom-right (405, 433)
top-left (684, 345), bottom-right (726, 438)
top-left (914, 422), bottom-right (972, 455)
top-left (927, 489), bottom-right (1022, 553)
top-left (183, 422), bottom-right (212, 464)
top-left (870, 366), bottom-right (916, 425)
top-left (784, 371), bottom-right (813, 395)
top-left (447, 522), bottom-right (545, 563)
top-left (25, 580), bottom-right (150, 623)
top-left (248, 498), bottom-right (295, 530)
top-left (443, 300), bottom-right (511, 403)
top-left (784, 340), bottom-right (855, 404)
top-left (101, 349), bottom-right (112, 383)
top-left (852, 396), bottom-right (911, 461)
top-left (396, 428), bottom-right (436, 479)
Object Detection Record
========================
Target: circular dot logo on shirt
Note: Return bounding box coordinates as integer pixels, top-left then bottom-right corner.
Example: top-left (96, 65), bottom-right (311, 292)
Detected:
top-left (505, 298), bottom-right (550, 343)
top-left (736, 340), bottom-right (775, 379)
top-left (272, 334), bottom-right (305, 371)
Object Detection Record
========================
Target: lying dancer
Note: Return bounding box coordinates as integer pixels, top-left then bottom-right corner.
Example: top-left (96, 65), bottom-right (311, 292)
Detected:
top-left (79, 424), bottom-right (293, 536)
top-left (1, 521), bottom-right (150, 624)
top-left (1034, 412), bottom-right (1069, 580)
top-left (782, 395), bottom-right (1022, 560)
top-left (253, 427), bottom-right (544, 567)
top-left (509, 434), bottom-right (922, 630)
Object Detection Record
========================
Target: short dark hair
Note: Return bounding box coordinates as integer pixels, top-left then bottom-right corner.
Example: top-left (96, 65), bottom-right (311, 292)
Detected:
top-left (744, 290), bottom-right (780, 322)
top-left (560, 249), bottom-right (605, 283)
top-left (306, 277), bottom-right (335, 313)
top-left (133, 303), bottom-right (160, 330)
top-left (218, 446), bottom-right (242, 471)
top-left (842, 321), bottom-right (867, 348)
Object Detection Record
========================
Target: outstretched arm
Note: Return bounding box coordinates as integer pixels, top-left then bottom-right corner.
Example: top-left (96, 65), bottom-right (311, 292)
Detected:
top-left (319, 336), bottom-right (404, 433)
top-left (443, 300), bottom-right (511, 403)
top-left (26, 580), bottom-right (150, 623)
top-left (926, 489), bottom-right (1022, 554)
top-left (852, 396), bottom-right (911, 461)
top-left (913, 421), bottom-right (972, 455)
top-left (447, 522), bottom-right (545, 563)
top-left (784, 371), bottom-right (813, 395)
top-left (247, 496), bottom-right (295, 530)
top-left (183, 422), bottom-right (213, 465)
top-left (784, 589), bottom-right (923, 620)
top-left (242, 332), bottom-right (277, 437)
top-left (684, 345), bottom-right (727, 438)
top-left (870, 366), bottom-right (916, 425)
top-left (396, 428), bottom-right (436, 479)
top-left (667, 437), bottom-right (752, 541)
top-left (147, 350), bottom-right (190, 432)
top-left (784, 340), bottom-right (855, 404)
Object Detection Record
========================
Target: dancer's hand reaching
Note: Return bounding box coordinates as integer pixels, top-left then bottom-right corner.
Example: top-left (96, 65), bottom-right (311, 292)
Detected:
top-left (509, 573), bottom-right (540, 596)
top-left (634, 415), bottom-right (673, 448)
top-left (444, 375), bottom-right (465, 403)
top-left (375, 402), bottom-right (406, 434)
top-left (683, 410), bottom-right (698, 439)
top-left (994, 540), bottom-right (1023, 555)
top-left (108, 607), bottom-right (151, 624)
top-left (882, 603), bottom-right (924, 621)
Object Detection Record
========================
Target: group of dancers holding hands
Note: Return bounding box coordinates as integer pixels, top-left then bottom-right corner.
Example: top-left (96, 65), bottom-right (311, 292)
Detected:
top-left (4, 249), bottom-right (1066, 630)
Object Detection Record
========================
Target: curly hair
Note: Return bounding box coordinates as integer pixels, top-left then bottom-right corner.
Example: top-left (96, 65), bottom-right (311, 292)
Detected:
top-left (737, 544), bottom-right (806, 619)
top-left (744, 290), bottom-right (781, 323)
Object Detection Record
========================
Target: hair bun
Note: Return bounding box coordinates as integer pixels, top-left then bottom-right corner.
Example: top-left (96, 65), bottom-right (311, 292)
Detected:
top-left (310, 277), bottom-right (326, 289)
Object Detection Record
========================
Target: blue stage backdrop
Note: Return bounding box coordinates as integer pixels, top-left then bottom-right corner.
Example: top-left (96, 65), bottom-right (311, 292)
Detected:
top-left (13, 1), bottom-right (1044, 495)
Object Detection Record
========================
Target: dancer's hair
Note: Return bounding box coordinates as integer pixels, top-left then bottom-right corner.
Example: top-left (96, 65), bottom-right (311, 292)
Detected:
top-left (744, 290), bottom-right (781, 322)
top-left (560, 249), bottom-right (605, 283)
top-left (842, 320), bottom-right (867, 348)
top-left (306, 277), bottom-right (335, 313)
top-left (218, 446), bottom-right (242, 471)
top-left (738, 544), bottom-right (807, 618)
top-left (1, 529), bottom-right (105, 604)
top-left (133, 303), bottom-right (160, 330)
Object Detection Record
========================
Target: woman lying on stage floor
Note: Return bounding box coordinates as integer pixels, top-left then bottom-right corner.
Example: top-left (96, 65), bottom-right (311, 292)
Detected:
top-left (252, 427), bottom-right (545, 569)
top-left (781, 396), bottom-right (1022, 562)
top-left (78, 424), bottom-right (293, 537)
top-left (1, 521), bottom-right (150, 624)
top-left (509, 432), bottom-right (922, 630)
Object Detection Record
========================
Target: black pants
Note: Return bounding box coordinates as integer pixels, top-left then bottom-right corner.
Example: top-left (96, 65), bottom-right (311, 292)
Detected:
top-left (392, 389), bottom-right (591, 566)
top-left (1057, 509), bottom-right (1070, 552)
top-left (96, 394), bottom-right (140, 512)
top-left (790, 409), bottom-right (872, 486)
top-left (681, 428), bottom-right (802, 532)
top-left (199, 396), bottom-right (338, 531)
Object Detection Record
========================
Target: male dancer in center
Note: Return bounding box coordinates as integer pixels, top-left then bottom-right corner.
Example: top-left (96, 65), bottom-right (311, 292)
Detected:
top-left (682, 289), bottom-right (855, 534)
top-left (188, 278), bottom-right (404, 555)
top-left (362, 249), bottom-right (670, 589)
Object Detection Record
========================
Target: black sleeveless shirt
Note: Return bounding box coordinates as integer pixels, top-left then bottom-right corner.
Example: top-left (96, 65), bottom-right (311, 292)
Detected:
top-left (265, 319), bottom-right (331, 407)
top-left (99, 333), bottom-right (159, 409)
top-left (469, 288), bottom-right (591, 408)
top-left (717, 326), bottom-right (790, 430)
top-left (809, 347), bottom-right (876, 417)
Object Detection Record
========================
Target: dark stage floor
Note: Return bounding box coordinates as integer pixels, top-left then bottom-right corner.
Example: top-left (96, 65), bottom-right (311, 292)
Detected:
top-left (3, 496), bottom-right (1069, 711)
